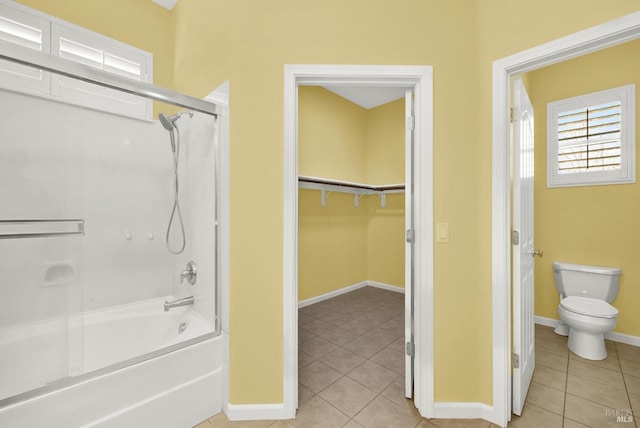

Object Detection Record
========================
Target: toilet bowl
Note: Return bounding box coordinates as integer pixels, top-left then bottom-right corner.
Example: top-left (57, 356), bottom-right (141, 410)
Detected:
top-left (558, 295), bottom-right (618, 360)
top-left (553, 262), bottom-right (622, 361)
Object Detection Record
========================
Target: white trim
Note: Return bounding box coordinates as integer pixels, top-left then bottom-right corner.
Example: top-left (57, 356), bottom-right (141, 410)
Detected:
top-left (535, 315), bottom-right (640, 347)
top-left (367, 280), bottom-right (405, 294)
top-left (225, 403), bottom-right (288, 421)
top-left (298, 281), bottom-right (368, 308)
top-left (298, 280), bottom-right (405, 309)
top-left (492, 11), bottom-right (640, 428)
top-left (433, 402), bottom-right (494, 421)
top-left (284, 64), bottom-right (434, 419)
top-left (547, 84), bottom-right (636, 188)
top-left (534, 315), bottom-right (559, 329)
top-left (206, 81), bottom-right (230, 415)
top-left (605, 330), bottom-right (640, 347)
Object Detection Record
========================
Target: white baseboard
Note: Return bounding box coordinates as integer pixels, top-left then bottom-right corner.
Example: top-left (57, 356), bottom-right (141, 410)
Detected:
top-left (298, 281), bottom-right (368, 308)
top-left (226, 403), bottom-right (290, 421)
top-left (433, 402), bottom-right (494, 422)
top-left (534, 315), bottom-right (558, 329)
top-left (298, 280), bottom-right (404, 308)
top-left (367, 280), bottom-right (405, 293)
top-left (535, 315), bottom-right (640, 347)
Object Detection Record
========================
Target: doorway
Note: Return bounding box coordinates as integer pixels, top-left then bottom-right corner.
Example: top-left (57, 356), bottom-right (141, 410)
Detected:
top-left (492, 11), bottom-right (640, 427)
top-left (283, 65), bottom-right (434, 419)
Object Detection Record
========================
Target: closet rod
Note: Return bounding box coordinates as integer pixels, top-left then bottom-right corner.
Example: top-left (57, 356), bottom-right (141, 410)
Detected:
top-left (298, 175), bottom-right (405, 192)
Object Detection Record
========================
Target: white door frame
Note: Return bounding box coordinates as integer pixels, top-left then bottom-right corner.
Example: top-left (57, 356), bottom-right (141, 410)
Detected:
top-left (283, 64), bottom-right (434, 419)
top-left (491, 11), bottom-right (640, 427)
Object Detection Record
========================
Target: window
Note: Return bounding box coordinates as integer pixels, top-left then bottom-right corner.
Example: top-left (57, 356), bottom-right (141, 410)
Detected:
top-left (0, 3), bottom-right (50, 94)
top-left (547, 84), bottom-right (635, 187)
top-left (0, 2), bottom-right (152, 119)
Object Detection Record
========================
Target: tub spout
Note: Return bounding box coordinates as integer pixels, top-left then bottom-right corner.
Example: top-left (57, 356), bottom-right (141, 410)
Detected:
top-left (164, 296), bottom-right (194, 312)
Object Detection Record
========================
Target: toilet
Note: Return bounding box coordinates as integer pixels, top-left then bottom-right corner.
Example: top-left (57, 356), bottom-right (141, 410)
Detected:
top-left (553, 262), bottom-right (621, 360)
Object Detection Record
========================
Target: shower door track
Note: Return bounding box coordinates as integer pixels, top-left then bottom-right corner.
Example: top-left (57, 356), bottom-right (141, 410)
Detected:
top-left (0, 40), bottom-right (219, 117)
top-left (0, 331), bottom-right (218, 409)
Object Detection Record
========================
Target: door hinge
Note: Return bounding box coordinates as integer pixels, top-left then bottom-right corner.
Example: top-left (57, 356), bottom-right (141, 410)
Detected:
top-left (510, 107), bottom-right (520, 123)
top-left (406, 342), bottom-right (415, 358)
top-left (512, 230), bottom-right (520, 246)
top-left (513, 353), bottom-right (520, 369)
top-left (406, 115), bottom-right (415, 131)
top-left (406, 229), bottom-right (415, 243)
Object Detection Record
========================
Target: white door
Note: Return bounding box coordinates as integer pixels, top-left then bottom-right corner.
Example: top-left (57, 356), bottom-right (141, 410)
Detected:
top-left (512, 78), bottom-right (536, 416)
top-left (405, 89), bottom-right (415, 398)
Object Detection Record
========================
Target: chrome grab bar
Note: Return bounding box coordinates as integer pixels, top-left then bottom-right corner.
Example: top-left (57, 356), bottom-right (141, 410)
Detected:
top-left (0, 219), bottom-right (85, 239)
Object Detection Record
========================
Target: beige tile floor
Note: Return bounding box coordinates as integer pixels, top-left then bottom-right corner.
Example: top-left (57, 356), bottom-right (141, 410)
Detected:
top-left (195, 286), bottom-right (497, 428)
top-left (509, 325), bottom-right (640, 428)
top-left (195, 291), bottom-right (640, 428)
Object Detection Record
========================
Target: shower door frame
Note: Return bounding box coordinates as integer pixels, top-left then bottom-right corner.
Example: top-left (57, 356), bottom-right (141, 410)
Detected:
top-left (0, 41), bottom-right (224, 408)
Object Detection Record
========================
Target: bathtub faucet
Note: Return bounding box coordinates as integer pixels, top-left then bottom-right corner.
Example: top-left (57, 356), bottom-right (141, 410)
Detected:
top-left (164, 296), bottom-right (194, 312)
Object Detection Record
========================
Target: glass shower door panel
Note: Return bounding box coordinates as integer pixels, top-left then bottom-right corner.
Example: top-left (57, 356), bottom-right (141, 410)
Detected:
top-left (0, 238), bottom-right (84, 401)
top-left (0, 89), bottom-right (85, 401)
top-left (180, 112), bottom-right (218, 328)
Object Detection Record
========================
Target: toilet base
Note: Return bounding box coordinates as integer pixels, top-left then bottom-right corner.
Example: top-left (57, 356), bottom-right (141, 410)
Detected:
top-left (554, 322), bottom-right (569, 336)
top-left (568, 329), bottom-right (607, 360)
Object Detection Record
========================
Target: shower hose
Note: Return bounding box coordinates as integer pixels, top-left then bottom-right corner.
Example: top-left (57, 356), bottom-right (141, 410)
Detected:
top-left (166, 124), bottom-right (186, 254)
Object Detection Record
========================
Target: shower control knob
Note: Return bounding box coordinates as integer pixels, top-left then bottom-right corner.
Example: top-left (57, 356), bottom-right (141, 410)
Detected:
top-left (180, 261), bottom-right (197, 285)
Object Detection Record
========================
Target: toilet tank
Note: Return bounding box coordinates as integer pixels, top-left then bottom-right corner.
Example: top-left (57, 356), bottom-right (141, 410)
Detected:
top-left (553, 262), bottom-right (622, 302)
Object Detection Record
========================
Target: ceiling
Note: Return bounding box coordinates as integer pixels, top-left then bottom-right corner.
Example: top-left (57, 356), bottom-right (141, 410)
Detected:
top-left (321, 85), bottom-right (408, 109)
top-left (152, 0), bottom-right (177, 10)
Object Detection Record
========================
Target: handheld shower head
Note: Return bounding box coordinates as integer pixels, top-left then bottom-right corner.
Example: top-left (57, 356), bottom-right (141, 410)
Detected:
top-left (158, 111), bottom-right (194, 131)
top-left (159, 112), bottom-right (175, 131)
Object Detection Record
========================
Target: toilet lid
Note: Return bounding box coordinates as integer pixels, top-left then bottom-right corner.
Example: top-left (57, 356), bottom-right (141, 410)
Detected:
top-left (560, 296), bottom-right (618, 318)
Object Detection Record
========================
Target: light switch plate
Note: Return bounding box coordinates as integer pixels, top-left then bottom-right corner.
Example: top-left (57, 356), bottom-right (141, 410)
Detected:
top-left (436, 222), bottom-right (449, 243)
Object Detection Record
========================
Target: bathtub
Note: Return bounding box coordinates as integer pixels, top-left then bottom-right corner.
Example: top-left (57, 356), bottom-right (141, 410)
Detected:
top-left (0, 296), bottom-right (224, 427)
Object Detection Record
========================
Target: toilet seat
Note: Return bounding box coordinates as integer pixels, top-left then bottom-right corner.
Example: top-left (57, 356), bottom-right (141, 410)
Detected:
top-left (560, 296), bottom-right (618, 319)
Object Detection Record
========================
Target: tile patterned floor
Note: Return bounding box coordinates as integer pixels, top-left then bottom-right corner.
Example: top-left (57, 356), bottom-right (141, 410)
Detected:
top-left (509, 325), bottom-right (640, 428)
top-left (194, 291), bottom-right (640, 427)
top-left (195, 286), bottom-right (496, 428)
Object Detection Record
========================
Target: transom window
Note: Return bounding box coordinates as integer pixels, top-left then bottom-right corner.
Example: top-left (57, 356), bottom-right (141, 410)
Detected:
top-left (0, 2), bottom-right (152, 119)
top-left (547, 85), bottom-right (635, 187)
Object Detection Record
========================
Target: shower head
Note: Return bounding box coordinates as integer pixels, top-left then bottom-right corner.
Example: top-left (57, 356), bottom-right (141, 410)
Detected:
top-left (158, 111), bottom-right (194, 131)
top-left (159, 112), bottom-right (175, 131)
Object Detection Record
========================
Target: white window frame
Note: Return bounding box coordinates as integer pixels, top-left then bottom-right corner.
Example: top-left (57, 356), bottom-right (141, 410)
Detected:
top-left (0, 2), bottom-right (50, 94)
top-left (547, 84), bottom-right (635, 188)
top-left (0, 0), bottom-right (152, 120)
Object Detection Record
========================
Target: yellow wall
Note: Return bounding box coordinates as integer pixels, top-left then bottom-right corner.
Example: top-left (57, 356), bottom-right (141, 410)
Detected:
top-left (17, 0), bottom-right (640, 409)
top-left (366, 98), bottom-right (405, 185)
top-left (171, 0), bottom-right (640, 406)
top-left (298, 190), bottom-right (368, 301)
top-left (529, 40), bottom-right (640, 337)
top-left (298, 86), bottom-right (367, 182)
top-left (365, 99), bottom-right (405, 287)
top-left (298, 88), bottom-right (404, 302)
top-left (298, 87), bottom-right (368, 301)
top-left (366, 193), bottom-right (405, 287)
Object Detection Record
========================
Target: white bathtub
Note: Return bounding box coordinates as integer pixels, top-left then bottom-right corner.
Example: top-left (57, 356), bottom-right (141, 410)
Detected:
top-left (0, 296), bottom-right (224, 427)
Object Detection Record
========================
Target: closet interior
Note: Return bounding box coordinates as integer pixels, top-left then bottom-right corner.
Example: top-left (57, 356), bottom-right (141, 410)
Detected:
top-left (297, 85), bottom-right (412, 414)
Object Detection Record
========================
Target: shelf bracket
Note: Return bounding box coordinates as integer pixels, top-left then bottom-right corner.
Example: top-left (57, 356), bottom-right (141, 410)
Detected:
top-left (380, 192), bottom-right (386, 208)
top-left (354, 193), bottom-right (363, 208)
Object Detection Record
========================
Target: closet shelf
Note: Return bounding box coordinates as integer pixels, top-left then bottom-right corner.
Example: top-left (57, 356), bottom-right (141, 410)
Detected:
top-left (298, 175), bottom-right (404, 207)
